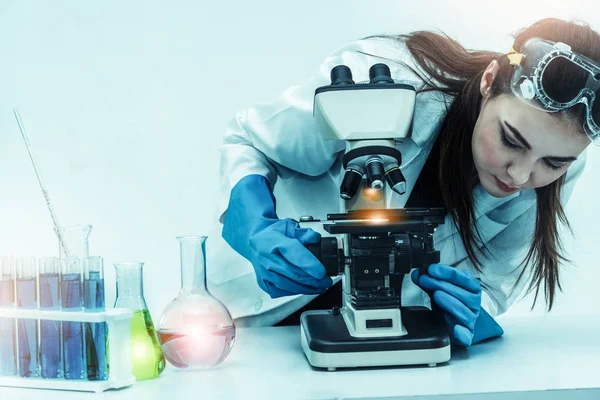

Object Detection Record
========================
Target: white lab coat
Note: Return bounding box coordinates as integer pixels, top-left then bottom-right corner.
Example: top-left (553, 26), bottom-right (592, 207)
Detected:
top-left (205, 37), bottom-right (586, 327)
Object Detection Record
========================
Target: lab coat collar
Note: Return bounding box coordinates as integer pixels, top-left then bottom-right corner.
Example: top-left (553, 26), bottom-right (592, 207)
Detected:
top-left (435, 183), bottom-right (523, 244)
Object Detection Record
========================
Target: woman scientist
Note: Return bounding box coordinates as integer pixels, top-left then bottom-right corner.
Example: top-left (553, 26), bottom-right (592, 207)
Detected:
top-left (208, 18), bottom-right (600, 347)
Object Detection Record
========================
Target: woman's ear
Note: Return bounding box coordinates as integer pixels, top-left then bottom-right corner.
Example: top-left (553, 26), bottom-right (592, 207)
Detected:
top-left (480, 60), bottom-right (500, 98)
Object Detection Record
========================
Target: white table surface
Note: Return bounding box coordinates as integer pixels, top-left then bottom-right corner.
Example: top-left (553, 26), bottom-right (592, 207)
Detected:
top-left (1, 314), bottom-right (599, 400)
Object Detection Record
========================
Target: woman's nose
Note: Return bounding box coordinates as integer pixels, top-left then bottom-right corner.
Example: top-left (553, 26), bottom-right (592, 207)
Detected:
top-left (506, 159), bottom-right (533, 187)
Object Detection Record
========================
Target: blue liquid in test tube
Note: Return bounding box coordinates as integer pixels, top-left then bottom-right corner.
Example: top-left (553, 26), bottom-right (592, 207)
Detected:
top-left (84, 256), bottom-right (108, 381)
top-left (16, 256), bottom-right (40, 377)
top-left (62, 258), bottom-right (86, 380)
top-left (0, 255), bottom-right (17, 376)
top-left (39, 257), bottom-right (62, 378)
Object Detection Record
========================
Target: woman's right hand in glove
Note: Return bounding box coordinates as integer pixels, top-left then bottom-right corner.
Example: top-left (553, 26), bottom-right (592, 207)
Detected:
top-left (222, 174), bottom-right (332, 298)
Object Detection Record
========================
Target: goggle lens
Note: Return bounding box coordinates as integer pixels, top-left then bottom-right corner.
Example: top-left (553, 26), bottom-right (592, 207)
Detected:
top-left (541, 56), bottom-right (593, 104)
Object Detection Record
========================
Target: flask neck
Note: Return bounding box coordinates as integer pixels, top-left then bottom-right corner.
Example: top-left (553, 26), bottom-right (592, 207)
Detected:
top-left (57, 224), bottom-right (92, 260)
top-left (114, 263), bottom-right (148, 310)
top-left (178, 236), bottom-right (208, 294)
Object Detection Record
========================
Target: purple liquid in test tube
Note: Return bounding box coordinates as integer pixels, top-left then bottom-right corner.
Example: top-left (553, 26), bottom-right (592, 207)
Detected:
top-left (16, 256), bottom-right (40, 377)
top-left (39, 257), bottom-right (62, 378)
top-left (0, 255), bottom-right (17, 376)
top-left (62, 258), bottom-right (86, 380)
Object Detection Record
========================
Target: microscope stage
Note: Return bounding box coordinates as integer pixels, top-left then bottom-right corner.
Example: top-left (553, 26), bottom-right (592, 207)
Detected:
top-left (300, 308), bottom-right (451, 370)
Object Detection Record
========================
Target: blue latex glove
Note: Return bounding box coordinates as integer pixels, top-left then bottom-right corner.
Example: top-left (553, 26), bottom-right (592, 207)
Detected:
top-left (222, 174), bottom-right (332, 298)
top-left (411, 264), bottom-right (504, 347)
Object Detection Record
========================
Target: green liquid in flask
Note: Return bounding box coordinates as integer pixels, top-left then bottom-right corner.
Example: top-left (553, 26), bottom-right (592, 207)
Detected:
top-left (130, 310), bottom-right (165, 380)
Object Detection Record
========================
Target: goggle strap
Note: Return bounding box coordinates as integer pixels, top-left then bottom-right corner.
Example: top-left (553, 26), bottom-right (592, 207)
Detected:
top-left (507, 47), bottom-right (525, 66)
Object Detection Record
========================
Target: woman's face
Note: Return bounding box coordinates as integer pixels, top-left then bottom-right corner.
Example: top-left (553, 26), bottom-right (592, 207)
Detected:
top-left (472, 63), bottom-right (591, 198)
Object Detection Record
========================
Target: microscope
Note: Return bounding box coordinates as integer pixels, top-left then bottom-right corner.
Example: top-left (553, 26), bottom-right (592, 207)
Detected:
top-left (299, 63), bottom-right (451, 370)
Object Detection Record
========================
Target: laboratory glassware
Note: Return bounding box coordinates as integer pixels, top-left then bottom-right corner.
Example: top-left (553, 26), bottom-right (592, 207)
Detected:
top-left (39, 256), bottom-right (62, 378)
top-left (13, 109), bottom-right (70, 257)
top-left (62, 258), bottom-right (85, 380)
top-left (57, 224), bottom-right (91, 380)
top-left (157, 236), bottom-right (235, 369)
top-left (0, 255), bottom-right (17, 376)
top-left (16, 256), bottom-right (39, 377)
top-left (114, 262), bottom-right (165, 380)
top-left (84, 256), bottom-right (108, 381)
top-left (58, 225), bottom-right (92, 261)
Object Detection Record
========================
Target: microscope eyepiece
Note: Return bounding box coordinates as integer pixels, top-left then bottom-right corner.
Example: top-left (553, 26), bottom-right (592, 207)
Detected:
top-left (365, 157), bottom-right (385, 191)
top-left (369, 63), bottom-right (394, 84)
top-left (331, 65), bottom-right (355, 85)
top-left (340, 166), bottom-right (363, 200)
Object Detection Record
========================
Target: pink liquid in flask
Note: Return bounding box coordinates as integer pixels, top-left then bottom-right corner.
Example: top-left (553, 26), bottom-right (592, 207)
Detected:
top-left (158, 236), bottom-right (236, 369)
top-left (158, 327), bottom-right (235, 369)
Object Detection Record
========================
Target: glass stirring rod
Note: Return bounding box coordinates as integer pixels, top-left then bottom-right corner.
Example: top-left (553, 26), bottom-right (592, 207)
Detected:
top-left (13, 108), bottom-right (71, 258)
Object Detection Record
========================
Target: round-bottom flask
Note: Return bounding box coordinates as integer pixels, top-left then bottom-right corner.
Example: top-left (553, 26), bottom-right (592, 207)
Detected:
top-left (158, 236), bottom-right (235, 369)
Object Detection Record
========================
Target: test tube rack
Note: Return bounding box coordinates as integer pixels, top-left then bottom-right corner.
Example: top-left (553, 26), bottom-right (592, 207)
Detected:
top-left (0, 307), bottom-right (135, 393)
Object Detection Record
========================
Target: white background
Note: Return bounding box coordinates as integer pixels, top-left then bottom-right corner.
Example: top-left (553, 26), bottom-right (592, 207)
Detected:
top-left (1, 0), bottom-right (598, 320)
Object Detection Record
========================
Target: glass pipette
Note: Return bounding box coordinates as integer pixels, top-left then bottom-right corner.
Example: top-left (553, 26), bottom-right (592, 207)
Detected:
top-left (13, 108), bottom-right (70, 258)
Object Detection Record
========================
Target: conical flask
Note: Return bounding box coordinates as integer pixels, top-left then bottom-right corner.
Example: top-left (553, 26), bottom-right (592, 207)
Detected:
top-left (157, 236), bottom-right (235, 369)
top-left (114, 262), bottom-right (165, 380)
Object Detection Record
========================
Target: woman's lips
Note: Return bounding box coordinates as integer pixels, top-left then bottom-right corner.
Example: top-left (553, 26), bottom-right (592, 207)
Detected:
top-left (493, 175), bottom-right (518, 193)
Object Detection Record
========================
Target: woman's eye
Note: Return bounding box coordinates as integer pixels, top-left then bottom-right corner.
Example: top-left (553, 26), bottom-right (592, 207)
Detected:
top-left (543, 159), bottom-right (565, 171)
top-left (499, 126), bottom-right (568, 171)
top-left (500, 129), bottom-right (520, 149)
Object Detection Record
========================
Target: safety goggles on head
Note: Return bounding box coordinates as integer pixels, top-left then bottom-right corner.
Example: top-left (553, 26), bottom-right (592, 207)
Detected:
top-left (507, 38), bottom-right (600, 144)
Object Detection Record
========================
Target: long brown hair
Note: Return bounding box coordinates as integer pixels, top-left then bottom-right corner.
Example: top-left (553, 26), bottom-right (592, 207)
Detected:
top-left (373, 19), bottom-right (600, 310)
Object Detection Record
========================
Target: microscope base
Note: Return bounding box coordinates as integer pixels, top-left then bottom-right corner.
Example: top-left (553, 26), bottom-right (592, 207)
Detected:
top-left (300, 308), bottom-right (451, 370)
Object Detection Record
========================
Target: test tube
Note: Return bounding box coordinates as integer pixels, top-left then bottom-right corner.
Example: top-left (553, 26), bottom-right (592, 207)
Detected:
top-left (84, 256), bottom-right (108, 381)
top-left (61, 257), bottom-right (86, 380)
top-left (16, 256), bottom-right (40, 377)
top-left (39, 257), bottom-right (62, 378)
top-left (0, 255), bottom-right (17, 376)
